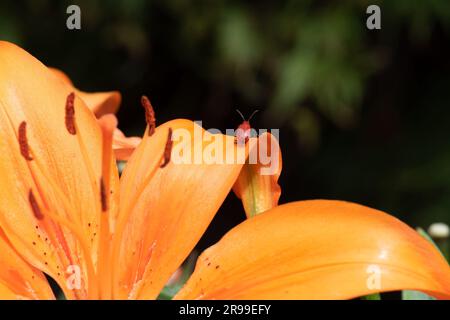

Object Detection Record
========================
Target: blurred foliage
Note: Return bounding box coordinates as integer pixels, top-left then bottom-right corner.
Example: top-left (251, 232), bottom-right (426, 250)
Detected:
top-left (1, 0), bottom-right (450, 239)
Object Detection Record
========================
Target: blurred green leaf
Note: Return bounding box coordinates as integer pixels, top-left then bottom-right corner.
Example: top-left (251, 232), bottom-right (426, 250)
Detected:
top-left (157, 253), bottom-right (198, 300)
top-left (361, 293), bottom-right (381, 300)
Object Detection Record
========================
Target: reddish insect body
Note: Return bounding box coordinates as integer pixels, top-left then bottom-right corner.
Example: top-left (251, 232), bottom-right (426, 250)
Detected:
top-left (235, 109), bottom-right (259, 145)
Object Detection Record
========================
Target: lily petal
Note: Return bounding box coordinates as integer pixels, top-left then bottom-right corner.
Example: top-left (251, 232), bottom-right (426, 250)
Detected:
top-left (113, 126), bottom-right (142, 161)
top-left (0, 228), bottom-right (54, 300)
top-left (115, 119), bottom-right (256, 299)
top-left (175, 200), bottom-right (450, 299)
top-left (233, 132), bottom-right (282, 217)
top-left (0, 41), bottom-right (114, 299)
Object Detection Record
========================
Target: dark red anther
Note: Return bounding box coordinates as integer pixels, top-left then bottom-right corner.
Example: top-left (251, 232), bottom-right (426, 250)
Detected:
top-left (141, 95), bottom-right (156, 136)
top-left (100, 177), bottom-right (108, 212)
top-left (29, 190), bottom-right (44, 220)
top-left (18, 121), bottom-right (33, 161)
top-left (160, 128), bottom-right (173, 168)
top-left (65, 92), bottom-right (76, 135)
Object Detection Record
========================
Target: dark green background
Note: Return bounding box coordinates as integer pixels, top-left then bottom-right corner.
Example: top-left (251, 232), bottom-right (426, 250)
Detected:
top-left (2, 0), bottom-right (450, 249)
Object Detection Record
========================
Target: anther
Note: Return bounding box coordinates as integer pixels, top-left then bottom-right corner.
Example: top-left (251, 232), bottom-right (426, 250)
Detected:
top-left (100, 177), bottom-right (108, 212)
top-left (18, 122), bottom-right (33, 161)
top-left (65, 92), bottom-right (76, 135)
top-left (160, 128), bottom-right (173, 168)
top-left (28, 190), bottom-right (44, 220)
top-left (141, 95), bottom-right (156, 136)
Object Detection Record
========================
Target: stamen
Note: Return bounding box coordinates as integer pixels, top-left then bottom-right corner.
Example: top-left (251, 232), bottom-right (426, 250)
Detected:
top-left (141, 95), bottom-right (156, 136)
top-left (65, 92), bottom-right (76, 135)
top-left (18, 121), bottom-right (33, 161)
top-left (28, 190), bottom-right (44, 220)
top-left (160, 128), bottom-right (173, 168)
top-left (100, 177), bottom-right (108, 212)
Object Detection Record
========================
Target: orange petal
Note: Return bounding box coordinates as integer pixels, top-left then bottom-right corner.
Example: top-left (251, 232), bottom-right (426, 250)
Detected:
top-left (0, 228), bottom-right (54, 300)
top-left (49, 67), bottom-right (121, 117)
top-left (0, 283), bottom-right (18, 300)
top-left (175, 200), bottom-right (450, 299)
top-left (113, 127), bottom-right (142, 161)
top-left (0, 41), bottom-right (114, 299)
top-left (114, 119), bottom-right (256, 299)
top-left (233, 132), bottom-right (282, 217)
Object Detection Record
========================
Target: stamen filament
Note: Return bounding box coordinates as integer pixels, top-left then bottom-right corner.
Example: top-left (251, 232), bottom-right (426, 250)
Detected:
top-left (97, 114), bottom-right (117, 299)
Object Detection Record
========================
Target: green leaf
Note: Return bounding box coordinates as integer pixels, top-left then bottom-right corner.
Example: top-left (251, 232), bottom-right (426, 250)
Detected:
top-left (361, 293), bottom-right (381, 300)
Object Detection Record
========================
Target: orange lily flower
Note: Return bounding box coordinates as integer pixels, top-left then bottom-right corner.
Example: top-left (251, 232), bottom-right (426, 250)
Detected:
top-left (0, 41), bottom-right (450, 300)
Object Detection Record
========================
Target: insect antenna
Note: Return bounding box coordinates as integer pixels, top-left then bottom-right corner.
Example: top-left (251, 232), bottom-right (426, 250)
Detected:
top-left (236, 109), bottom-right (245, 121)
top-left (236, 109), bottom-right (259, 121)
top-left (248, 109), bottom-right (259, 121)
